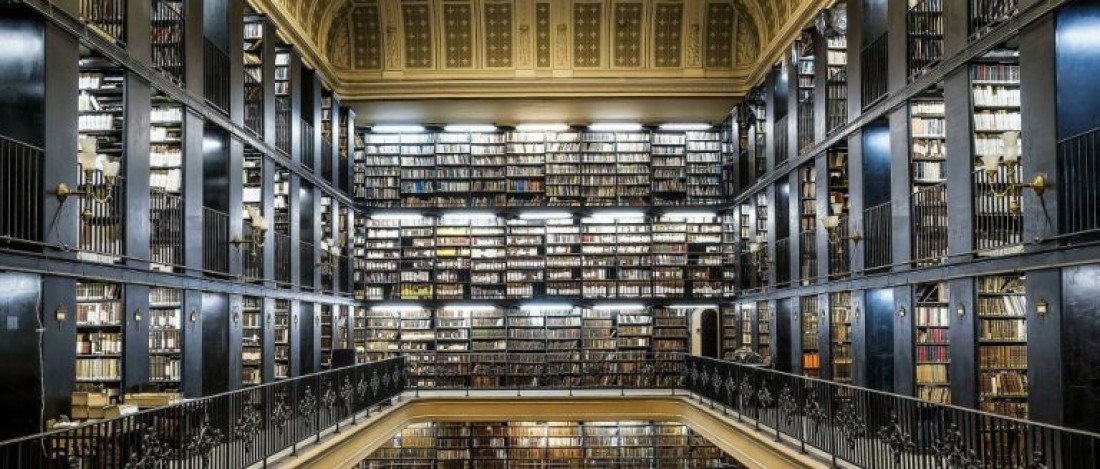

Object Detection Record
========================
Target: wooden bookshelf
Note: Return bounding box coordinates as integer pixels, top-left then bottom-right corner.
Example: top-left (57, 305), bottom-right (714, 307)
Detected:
top-left (273, 299), bottom-right (290, 380)
top-left (830, 291), bottom-right (853, 384)
top-left (739, 302), bottom-right (753, 350)
top-left (241, 296), bottom-right (263, 386)
top-left (826, 34), bottom-right (848, 133)
top-left (914, 282), bottom-right (950, 404)
top-left (800, 295), bottom-right (820, 377)
top-left (907, 0), bottom-right (945, 78)
top-left (756, 301), bottom-right (772, 364)
top-left (319, 304), bottom-right (333, 370)
top-left (147, 287), bottom-right (181, 390)
top-left (977, 274), bottom-right (1028, 419)
top-left (799, 164), bottom-right (817, 284)
top-left (796, 32), bottom-right (816, 152)
top-left (971, 49), bottom-right (1022, 255)
top-left (721, 305), bottom-right (739, 360)
top-left (75, 281), bottom-right (124, 402)
top-left (77, 54), bottom-right (126, 263)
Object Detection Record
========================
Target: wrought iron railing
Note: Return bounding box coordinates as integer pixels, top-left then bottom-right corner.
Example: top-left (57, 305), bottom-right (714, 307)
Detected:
top-left (685, 355), bottom-right (1100, 469)
top-left (0, 358), bottom-right (405, 468)
top-left (974, 168), bottom-right (1023, 254)
top-left (775, 237), bottom-right (791, 287)
top-left (971, 0), bottom-right (1019, 38)
top-left (0, 135), bottom-right (42, 246)
top-left (300, 120), bottom-right (315, 170)
top-left (339, 255), bottom-right (354, 295)
top-left (320, 139), bottom-right (334, 182)
top-left (77, 173), bottom-right (125, 261)
top-left (775, 115), bottom-right (790, 166)
top-left (273, 232), bottom-right (291, 285)
top-left (861, 34), bottom-right (889, 109)
top-left (80, 0), bottom-right (125, 43)
top-left (300, 240), bottom-right (315, 290)
top-left (827, 216), bottom-right (851, 278)
top-left (241, 225), bottom-right (263, 281)
top-left (1058, 126), bottom-right (1100, 238)
top-left (797, 99), bottom-right (815, 154)
top-left (907, 0), bottom-right (944, 79)
top-left (243, 70), bottom-right (263, 136)
top-left (274, 103), bottom-right (291, 155)
top-left (151, 0), bottom-right (185, 84)
top-left (203, 38), bottom-right (231, 114)
top-left (149, 189), bottom-right (184, 269)
top-left (202, 207), bottom-right (229, 275)
top-left (739, 252), bottom-right (765, 291)
top-left (863, 202), bottom-right (892, 271)
top-left (912, 183), bottom-right (948, 266)
top-left (799, 229), bottom-right (817, 285)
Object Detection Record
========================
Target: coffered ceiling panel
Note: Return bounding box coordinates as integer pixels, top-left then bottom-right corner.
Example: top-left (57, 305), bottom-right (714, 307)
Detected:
top-left (255, 0), bottom-right (829, 100)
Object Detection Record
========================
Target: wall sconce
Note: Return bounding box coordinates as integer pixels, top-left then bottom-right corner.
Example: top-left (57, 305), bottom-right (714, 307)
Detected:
top-left (133, 308), bottom-right (142, 323)
top-left (822, 215), bottom-right (863, 244)
top-left (978, 131), bottom-right (1047, 215)
top-left (190, 308), bottom-right (199, 323)
top-left (55, 305), bottom-right (67, 325)
top-left (232, 306), bottom-right (240, 325)
top-left (231, 207), bottom-right (268, 257)
top-left (1036, 298), bottom-right (1049, 317)
top-left (316, 238), bottom-right (343, 275)
top-left (896, 305), bottom-right (907, 318)
top-left (854, 306), bottom-right (861, 319)
top-left (955, 302), bottom-right (966, 318)
top-left (55, 138), bottom-right (122, 218)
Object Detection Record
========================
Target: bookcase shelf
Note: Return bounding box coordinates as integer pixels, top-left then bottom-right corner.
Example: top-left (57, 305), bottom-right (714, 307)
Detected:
top-left (147, 287), bottom-right (181, 390)
top-left (801, 295), bottom-right (820, 377)
top-left (797, 32), bottom-right (816, 153)
top-left (799, 164), bottom-right (817, 284)
top-left (721, 305), bottom-right (739, 360)
top-left (77, 54), bottom-right (126, 263)
top-left (241, 296), bottom-right (263, 386)
top-left (971, 50), bottom-right (1023, 255)
top-left (915, 282), bottom-right (950, 404)
top-left (830, 291), bottom-right (852, 384)
top-left (756, 301), bottom-right (772, 364)
top-left (827, 148), bottom-right (850, 278)
top-left (739, 303), bottom-right (753, 351)
top-left (273, 299), bottom-right (290, 380)
top-left (907, 0), bottom-right (945, 78)
top-left (149, 93), bottom-right (183, 194)
top-left (826, 34), bottom-right (848, 134)
top-left (75, 281), bottom-right (124, 402)
top-left (977, 274), bottom-right (1028, 419)
top-left (319, 304), bottom-right (333, 370)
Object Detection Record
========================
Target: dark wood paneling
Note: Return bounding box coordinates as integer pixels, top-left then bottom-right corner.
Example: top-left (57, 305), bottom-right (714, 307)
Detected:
top-left (41, 276), bottom-right (76, 421)
top-left (201, 292), bottom-right (229, 395)
top-left (893, 285), bottom-right (914, 396)
top-left (0, 15), bottom-right (45, 147)
top-left (42, 21), bottom-right (79, 251)
top-left (182, 290), bottom-right (203, 397)
top-left (865, 288), bottom-right (895, 393)
top-left (888, 108), bottom-right (911, 268)
top-left (776, 297), bottom-right (794, 373)
top-left (861, 122), bottom-right (891, 207)
top-left (948, 277), bottom-right (977, 408)
top-left (124, 74), bottom-right (152, 268)
top-left (123, 284), bottom-right (150, 391)
top-left (228, 294), bottom-right (243, 390)
top-left (0, 272), bottom-right (43, 439)
top-left (1061, 264), bottom-right (1100, 432)
top-left (1027, 269), bottom-right (1062, 425)
top-left (850, 290), bottom-right (867, 387)
top-left (1023, 13), bottom-right (1058, 242)
top-left (943, 68), bottom-right (975, 259)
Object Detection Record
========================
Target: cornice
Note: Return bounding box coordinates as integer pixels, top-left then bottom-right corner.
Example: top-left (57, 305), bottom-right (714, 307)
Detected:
top-left (336, 76), bottom-right (753, 100)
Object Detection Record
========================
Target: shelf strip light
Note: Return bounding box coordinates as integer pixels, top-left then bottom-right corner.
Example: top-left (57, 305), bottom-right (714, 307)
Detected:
top-left (589, 210), bottom-right (646, 220)
top-left (593, 303), bottom-right (646, 311)
top-left (370, 304), bottom-right (424, 312)
top-left (667, 304), bottom-right (720, 309)
top-left (520, 303), bottom-right (573, 312)
top-left (659, 123), bottom-right (713, 131)
top-left (442, 304), bottom-right (498, 312)
top-left (444, 124), bottom-right (498, 133)
top-left (370, 124), bottom-right (426, 134)
top-left (588, 122), bottom-right (643, 132)
top-left (441, 211), bottom-right (498, 220)
top-left (661, 211), bottom-right (717, 219)
top-left (519, 211), bottom-right (573, 220)
top-left (371, 213), bottom-right (425, 220)
top-left (515, 123), bottom-right (569, 132)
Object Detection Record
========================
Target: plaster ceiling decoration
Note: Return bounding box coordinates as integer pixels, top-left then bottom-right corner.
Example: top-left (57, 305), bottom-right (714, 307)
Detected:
top-left (253, 0), bottom-right (829, 100)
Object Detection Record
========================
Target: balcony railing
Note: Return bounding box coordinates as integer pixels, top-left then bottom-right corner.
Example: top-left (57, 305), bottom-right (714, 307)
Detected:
top-left (77, 173), bottom-right (125, 262)
top-left (300, 120), bottom-right (315, 170)
top-left (0, 135), bottom-right (42, 247)
top-left (684, 355), bottom-right (1100, 469)
top-left (274, 104), bottom-right (291, 155)
top-left (203, 38), bottom-right (230, 114)
top-left (320, 139), bottom-right (334, 182)
top-left (274, 231), bottom-right (291, 285)
top-left (149, 189), bottom-right (183, 269)
top-left (974, 168), bottom-right (1023, 255)
top-left (243, 69), bottom-right (263, 136)
top-left (300, 240), bottom-right (315, 289)
top-left (775, 115), bottom-right (790, 166)
top-left (797, 100), bottom-right (815, 153)
top-left (861, 33), bottom-right (889, 109)
top-left (863, 201), bottom-right (892, 271)
top-left (202, 207), bottom-right (229, 275)
top-left (971, 0), bottom-right (1019, 38)
top-left (80, 0), bottom-right (125, 43)
top-left (775, 237), bottom-right (791, 287)
top-left (798, 229), bottom-right (817, 285)
top-left (827, 216), bottom-right (851, 278)
top-left (912, 183), bottom-right (948, 266)
top-left (0, 358), bottom-right (405, 468)
top-left (1058, 126), bottom-right (1100, 238)
top-left (907, 0), bottom-right (944, 79)
top-left (151, 0), bottom-right (185, 84)
top-left (242, 225), bottom-right (263, 281)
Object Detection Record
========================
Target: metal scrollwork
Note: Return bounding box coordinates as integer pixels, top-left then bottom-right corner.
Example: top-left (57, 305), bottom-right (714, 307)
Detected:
top-left (933, 423), bottom-right (982, 469)
top-left (340, 377), bottom-right (355, 412)
top-left (724, 375), bottom-right (737, 405)
top-left (877, 412), bottom-right (915, 465)
top-left (357, 377), bottom-right (370, 400)
top-left (690, 363), bottom-right (700, 387)
top-left (271, 391), bottom-right (291, 434)
top-left (711, 368), bottom-right (723, 396)
top-left (835, 401), bottom-right (866, 451)
top-left (1026, 449), bottom-right (1048, 469)
top-left (777, 385), bottom-right (798, 425)
top-left (802, 388), bottom-right (827, 427)
top-left (370, 371), bottom-right (381, 394)
top-left (321, 380), bottom-right (338, 417)
top-left (700, 367), bottom-right (711, 391)
top-left (738, 375), bottom-right (754, 408)
top-left (382, 370), bottom-right (392, 389)
top-left (232, 395), bottom-right (263, 454)
top-left (300, 386), bottom-right (318, 431)
top-left (183, 411), bottom-right (225, 468)
top-left (756, 379), bottom-right (774, 408)
top-left (124, 427), bottom-right (175, 469)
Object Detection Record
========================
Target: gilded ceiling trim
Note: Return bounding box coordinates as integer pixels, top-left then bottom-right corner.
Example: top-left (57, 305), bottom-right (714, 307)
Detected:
top-left (335, 75), bottom-right (752, 100)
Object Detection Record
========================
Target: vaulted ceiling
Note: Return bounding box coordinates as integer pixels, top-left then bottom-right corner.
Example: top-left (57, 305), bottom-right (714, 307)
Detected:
top-left (250, 0), bottom-right (826, 100)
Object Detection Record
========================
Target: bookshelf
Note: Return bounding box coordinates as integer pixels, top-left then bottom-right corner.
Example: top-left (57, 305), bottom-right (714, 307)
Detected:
top-left (721, 211), bottom-right (739, 297)
top-left (907, 0), bottom-right (945, 78)
top-left (243, 16), bottom-right (264, 134)
top-left (505, 219), bottom-right (546, 298)
top-left (470, 132), bottom-right (509, 207)
top-left (361, 216), bottom-right (401, 300)
top-left (241, 297), bottom-right (263, 386)
top-left (147, 287), bottom-right (181, 390)
top-left (150, 0), bottom-right (184, 82)
top-left (911, 97), bottom-right (946, 186)
top-left (652, 132), bottom-right (687, 205)
top-left (653, 307), bottom-right (689, 381)
top-left (149, 94), bottom-right (183, 194)
top-left (80, 0), bottom-right (125, 43)
top-left (273, 299), bottom-right (290, 380)
top-left (433, 132), bottom-right (471, 207)
top-left (914, 282), bottom-right (951, 404)
top-left (471, 306), bottom-right (506, 353)
top-left (77, 54), bottom-right (126, 262)
top-left (544, 131), bottom-right (582, 206)
top-left (977, 274), bottom-right (1028, 418)
top-left (399, 216), bottom-right (434, 300)
top-left (971, 50), bottom-right (1023, 254)
top-left (471, 218), bottom-right (507, 300)
top-left (796, 32), bottom-right (816, 153)
top-left (756, 301), bottom-right (772, 364)
top-left (546, 217), bottom-right (582, 297)
top-left (319, 304), bottom-right (333, 370)
top-left (827, 148), bottom-right (850, 278)
top-left (360, 133), bottom-right (402, 206)
top-left (685, 131), bottom-right (723, 205)
top-left (75, 281), bottom-right (124, 402)
top-left (830, 291), bottom-right (853, 384)
top-left (799, 164), bottom-right (817, 284)
top-left (750, 98), bottom-right (768, 179)
top-left (826, 34), bottom-right (848, 133)
top-left (363, 306), bottom-right (401, 361)
top-left (352, 307), bottom-right (368, 362)
top-left (399, 133), bottom-right (437, 208)
top-left (242, 149), bottom-right (263, 278)
top-left (800, 296), bottom-right (820, 377)
top-left (754, 191), bottom-right (769, 287)
top-left (509, 132), bottom-right (547, 207)
top-left (739, 302), bottom-right (753, 350)
top-left (274, 49), bottom-right (291, 153)
top-left (721, 305), bottom-right (739, 360)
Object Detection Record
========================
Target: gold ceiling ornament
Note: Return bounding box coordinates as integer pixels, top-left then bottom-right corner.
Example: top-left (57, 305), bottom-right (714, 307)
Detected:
top-left (248, 0), bottom-right (827, 100)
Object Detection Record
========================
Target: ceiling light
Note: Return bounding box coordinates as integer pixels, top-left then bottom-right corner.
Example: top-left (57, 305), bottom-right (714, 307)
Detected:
top-left (444, 124), bottom-right (498, 133)
top-left (520, 211), bottom-right (573, 220)
top-left (589, 123), bottom-right (643, 132)
top-left (371, 124), bottom-right (426, 134)
top-left (593, 303), bottom-right (646, 311)
top-left (667, 304), bottom-right (719, 309)
top-left (659, 123), bottom-right (713, 131)
top-left (662, 211), bottom-right (717, 219)
top-left (520, 303), bottom-right (573, 312)
top-left (371, 212), bottom-right (425, 220)
top-left (589, 210), bottom-right (645, 221)
top-left (370, 304), bottom-right (424, 312)
top-left (515, 123), bottom-right (569, 132)
top-left (442, 211), bottom-right (498, 220)
top-left (443, 304), bottom-right (497, 312)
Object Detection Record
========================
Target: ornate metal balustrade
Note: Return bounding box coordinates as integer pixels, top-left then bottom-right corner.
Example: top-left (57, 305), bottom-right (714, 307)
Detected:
top-left (0, 357), bottom-right (405, 468)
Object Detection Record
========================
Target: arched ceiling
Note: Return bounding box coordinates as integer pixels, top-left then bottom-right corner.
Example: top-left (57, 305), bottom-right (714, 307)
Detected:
top-left (250, 0), bottom-right (827, 100)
